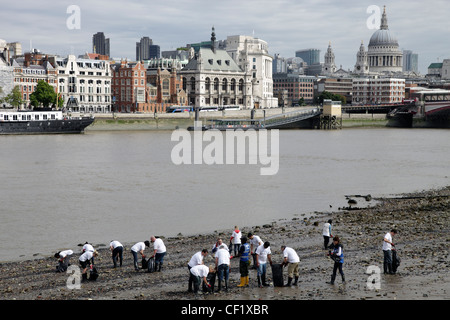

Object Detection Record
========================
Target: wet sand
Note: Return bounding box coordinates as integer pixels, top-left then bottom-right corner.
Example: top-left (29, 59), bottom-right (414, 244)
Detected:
top-left (0, 186), bottom-right (448, 301)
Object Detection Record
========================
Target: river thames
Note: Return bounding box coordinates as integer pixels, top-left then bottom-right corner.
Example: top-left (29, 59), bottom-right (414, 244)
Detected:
top-left (0, 127), bottom-right (448, 261)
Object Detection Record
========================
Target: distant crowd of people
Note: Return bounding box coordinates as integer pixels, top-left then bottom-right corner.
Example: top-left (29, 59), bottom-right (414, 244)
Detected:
top-left (53, 222), bottom-right (399, 293)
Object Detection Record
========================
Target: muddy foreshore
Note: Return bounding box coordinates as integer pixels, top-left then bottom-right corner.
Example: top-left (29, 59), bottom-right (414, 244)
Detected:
top-left (0, 186), bottom-right (448, 301)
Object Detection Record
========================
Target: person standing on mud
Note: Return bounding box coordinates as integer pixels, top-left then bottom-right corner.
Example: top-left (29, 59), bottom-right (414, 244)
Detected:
top-left (237, 236), bottom-right (251, 287)
top-left (322, 220), bottom-right (333, 249)
top-left (383, 229), bottom-right (398, 274)
top-left (281, 246), bottom-right (300, 286)
top-left (248, 233), bottom-right (263, 269)
top-left (230, 226), bottom-right (242, 256)
top-left (255, 241), bottom-right (272, 287)
top-left (109, 240), bottom-right (124, 268)
top-left (187, 249), bottom-right (208, 292)
top-left (326, 236), bottom-right (345, 285)
top-left (150, 236), bottom-right (166, 272)
top-left (130, 241), bottom-right (150, 271)
top-left (215, 244), bottom-right (231, 292)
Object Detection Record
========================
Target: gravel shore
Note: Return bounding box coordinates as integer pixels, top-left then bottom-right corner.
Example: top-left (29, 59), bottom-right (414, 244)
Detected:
top-left (0, 186), bottom-right (448, 301)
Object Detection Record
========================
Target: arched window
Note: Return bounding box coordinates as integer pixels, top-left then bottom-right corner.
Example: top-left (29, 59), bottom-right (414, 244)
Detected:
top-left (222, 78), bottom-right (228, 92)
top-left (190, 77), bottom-right (195, 91)
top-left (238, 79), bottom-right (244, 92)
top-left (205, 78), bottom-right (211, 92)
top-left (230, 79), bottom-right (236, 92)
top-left (214, 78), bottom-right (219, 91)
top-left (182, 77), bottom-right (187, 91)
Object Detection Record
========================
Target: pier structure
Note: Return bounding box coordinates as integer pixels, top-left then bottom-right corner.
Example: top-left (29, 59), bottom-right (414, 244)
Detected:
top-left (320, 99), bottom-right (342, 129)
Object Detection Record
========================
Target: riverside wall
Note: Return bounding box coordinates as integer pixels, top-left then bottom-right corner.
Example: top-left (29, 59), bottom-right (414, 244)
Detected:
top-left (83, 107), bottom-right (388, 131)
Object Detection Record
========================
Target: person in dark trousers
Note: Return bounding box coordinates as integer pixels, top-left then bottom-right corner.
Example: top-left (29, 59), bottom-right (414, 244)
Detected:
top-left (79, 250), bottom-right (99, 282)
top-left (383, 229), bottom-right (398, 274)
top-left (109, 240), bottom-right (124, 268)
top-left (187, 249), bottom-right (208, 292)
top-left (237, 236), bottom-right (250, 287)
top-left (322, 219), bottom-right (333, 249)
top-left (54, 250), bottom-right (73, 272)
top-left (215, 244), bottom-right (231, 292)
top-left (189, 265), bottom-right (214, 294)
top-left (327, 236), bottom-right (345, 285)
top-left (130, 241), bottom-right (150, 271)
top-left (150, 236), bottom-right (167, 272)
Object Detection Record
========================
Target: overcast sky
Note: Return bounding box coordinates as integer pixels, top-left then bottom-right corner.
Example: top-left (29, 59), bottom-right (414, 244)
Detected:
top-left (2, 0), bottom-right (449, 74)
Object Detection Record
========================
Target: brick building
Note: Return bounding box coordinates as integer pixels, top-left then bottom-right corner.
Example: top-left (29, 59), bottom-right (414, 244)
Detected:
top-left (112, 60), bottom-right (187, 113)
top-left (273, 73), bottom-right (315, 106)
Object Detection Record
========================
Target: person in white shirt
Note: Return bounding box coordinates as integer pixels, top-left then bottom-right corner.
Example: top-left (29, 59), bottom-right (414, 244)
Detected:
top-left (131, 241), bottom-right (150, 271)
top-left (109, 240), bottom-right (124, 268)
top-left (189, 264), bottom-right (214, 294)
top-left (215, 245), bottom-right (231, 291)
top-left (150, 236), bottom-right (167, 272)
top-left (322, 220), bottom-right (333, 249)
top-left (281, 246), bottom-right (300, 286)
top-left (383, 229), bottom-right (398, 274)
top-left (255, 242), bottom-right (272, 287)
top-left (54, 249), bottom-right (73, 272)
top-left (79, 250), bottom-right (98, 281)
top-left (187, 249), bottom-right (208, 292)
top-left (248, 233), bottom-right (263, 269)
top-left (82, 242), bottom-right (95, 263)
top-left (230, 226), bottom-right (242, 256)
top-left (211, 238), bottom-right (228, 254)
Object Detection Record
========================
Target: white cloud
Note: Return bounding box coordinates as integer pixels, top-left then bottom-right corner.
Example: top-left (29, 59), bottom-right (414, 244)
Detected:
top-left (1, 0), bottom-right (449, 74)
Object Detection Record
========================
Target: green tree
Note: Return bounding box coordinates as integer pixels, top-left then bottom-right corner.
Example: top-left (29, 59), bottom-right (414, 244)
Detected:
top-left (29, 80), bottom-right (57, 108)
top-left (314, 91), bottom-right (346, 105)
top-left (4, 86), bottom-right (24, 108)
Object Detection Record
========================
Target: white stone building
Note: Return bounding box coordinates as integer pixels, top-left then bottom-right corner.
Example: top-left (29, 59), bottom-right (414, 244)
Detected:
top-left (366, 6), bottom-right (403, 74)
top-left (225, 35), bottom-right (278, 108)
top-left (180, 29), bottom-right (253, 109)
top-left (49, 55), bottom-right (112, 113)
top-left (322, 42), bottom-right (337, 76)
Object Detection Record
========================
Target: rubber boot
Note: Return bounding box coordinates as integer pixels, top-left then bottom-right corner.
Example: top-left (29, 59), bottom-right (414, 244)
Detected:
top-left (383, 262), bottom-right (388, 274)
top-left (257, 276), bottom-right (262, 288)
top-left (237, 277), bottom-right (246, 287)
top-left (245, 276), bottom-right (249, 286)
top-left (327, 274), bottom-right (335, 285)
top-left (82, 273), bottom-right (88, 282)
top-left (342, 275), bottom-right (346, 283)
top-left (262, 274), bottom-right (269, 287)
top-left (134, 260), bottom-right (139, 271)
top-left (387, 263), bottom-right (394, 275)
top-left (293, 276), bottom-right (299, 286)
top-left (217, 280), bottom-right (221, 292)
top-left (224, 280), bottom-right (228, 291)
top-left (158, 262), bottom-right (162, 272)
top-left (286, 277), bottom-right (293, 287)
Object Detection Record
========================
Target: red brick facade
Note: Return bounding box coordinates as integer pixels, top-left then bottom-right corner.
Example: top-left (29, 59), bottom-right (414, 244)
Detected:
top-left (112, 61), bottom-right (187, 113)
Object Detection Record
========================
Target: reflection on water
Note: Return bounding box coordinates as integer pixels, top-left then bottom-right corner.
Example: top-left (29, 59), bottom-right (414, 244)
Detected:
top-left (0, 128), bottom-right (448, 261)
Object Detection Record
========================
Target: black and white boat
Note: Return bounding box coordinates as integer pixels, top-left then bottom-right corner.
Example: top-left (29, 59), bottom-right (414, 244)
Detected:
top-left (0, 109), bottom-right (94, 134)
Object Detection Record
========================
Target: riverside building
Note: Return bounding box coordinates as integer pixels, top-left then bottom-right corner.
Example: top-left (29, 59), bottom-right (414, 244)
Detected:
top-left (50, 54), bottom-right (112, 113)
